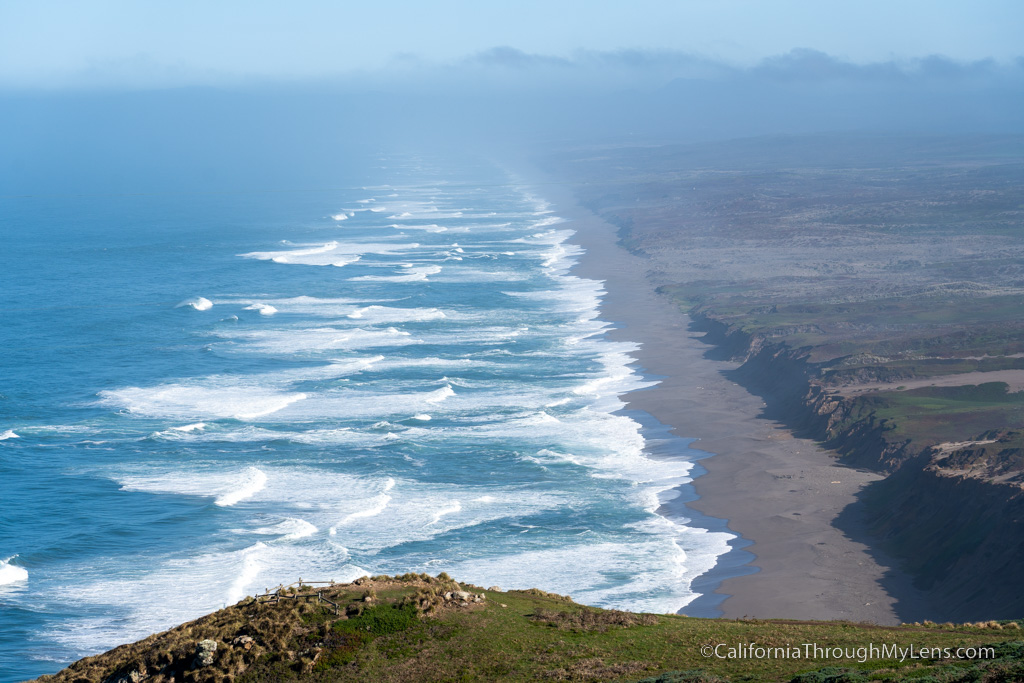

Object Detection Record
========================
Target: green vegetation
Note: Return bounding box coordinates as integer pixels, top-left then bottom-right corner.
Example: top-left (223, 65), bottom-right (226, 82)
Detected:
top-left (37, 575), bottom-right (1024, 682)
top-left (830, 383), bottom-right (1024, 450)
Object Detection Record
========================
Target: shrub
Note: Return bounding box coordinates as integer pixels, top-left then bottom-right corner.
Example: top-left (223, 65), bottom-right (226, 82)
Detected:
top-left (789, 666), bottom-right (871, 683)
top-left (530, 607), bottom-right (658, 632)
top-left (633, 671), bottom-right (728, 683)
top-left (357, 603), bottom-right (419, 636)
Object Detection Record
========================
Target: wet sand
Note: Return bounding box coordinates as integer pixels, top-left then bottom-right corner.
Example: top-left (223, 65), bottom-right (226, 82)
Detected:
top-left (547, 183), bottom-right (932, 625)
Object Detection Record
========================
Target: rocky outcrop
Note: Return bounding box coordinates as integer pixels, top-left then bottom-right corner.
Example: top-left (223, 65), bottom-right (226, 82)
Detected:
top-left (192, 639), bottom-right (217, 668)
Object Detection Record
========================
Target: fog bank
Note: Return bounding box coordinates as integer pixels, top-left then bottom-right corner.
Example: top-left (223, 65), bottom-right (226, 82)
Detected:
top-left (2, 48), bottom-right (1022, 194)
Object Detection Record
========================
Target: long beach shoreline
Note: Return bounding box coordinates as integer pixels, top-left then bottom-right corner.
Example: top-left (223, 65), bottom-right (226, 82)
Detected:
top-left (546, 180), bottom-right (932, 625)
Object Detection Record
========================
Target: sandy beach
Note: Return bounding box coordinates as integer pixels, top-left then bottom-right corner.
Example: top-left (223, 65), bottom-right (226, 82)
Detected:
top-left (547, 183), bottom-right (934, 625)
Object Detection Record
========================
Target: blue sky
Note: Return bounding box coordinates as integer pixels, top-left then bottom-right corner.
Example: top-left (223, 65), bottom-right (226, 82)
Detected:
top-left (1, 0), bottom-right (1021, 88)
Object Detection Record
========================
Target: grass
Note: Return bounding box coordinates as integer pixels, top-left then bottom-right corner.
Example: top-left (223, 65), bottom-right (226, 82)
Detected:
top-left (36, 575), bottom-right (1024, 683)
top-left (833, 383), bottom-right (1024, 449)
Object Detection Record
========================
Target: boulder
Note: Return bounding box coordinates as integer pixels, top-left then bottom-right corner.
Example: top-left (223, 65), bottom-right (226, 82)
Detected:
top-left (106, 669), bottom-right (144, 683)
top-left (232, 635), bottom-right (255, 650)
top-left (191, 639), bottom-right (217, 668)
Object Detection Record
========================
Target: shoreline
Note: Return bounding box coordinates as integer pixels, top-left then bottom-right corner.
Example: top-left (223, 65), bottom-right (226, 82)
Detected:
top-left (623, 406), bottom-right (758, 618)
top-left (546, 181), bottom-right (932, 625)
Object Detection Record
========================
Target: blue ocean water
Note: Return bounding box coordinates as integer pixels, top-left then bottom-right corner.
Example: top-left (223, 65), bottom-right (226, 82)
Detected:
top-left (0, 154), bottom-right (733, 680)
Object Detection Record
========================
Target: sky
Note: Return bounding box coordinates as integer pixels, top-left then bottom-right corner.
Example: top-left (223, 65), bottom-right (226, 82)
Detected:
top-left (2, 1), bottom-right (1022, 196)
top-left (1, 0), bottom-right (1022, 89)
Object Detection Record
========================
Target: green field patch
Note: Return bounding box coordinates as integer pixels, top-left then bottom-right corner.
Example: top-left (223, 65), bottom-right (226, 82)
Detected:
top-left (842, 382), bottom-right (1024, 447)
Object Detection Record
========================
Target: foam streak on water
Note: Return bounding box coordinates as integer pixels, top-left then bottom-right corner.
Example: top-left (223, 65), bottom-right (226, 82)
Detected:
top-left (0, 158), bottom-right (733, 679)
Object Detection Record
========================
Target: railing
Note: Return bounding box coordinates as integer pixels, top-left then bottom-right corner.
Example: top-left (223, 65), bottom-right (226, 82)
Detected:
top-left (254, 578), bottom-right (345, 615)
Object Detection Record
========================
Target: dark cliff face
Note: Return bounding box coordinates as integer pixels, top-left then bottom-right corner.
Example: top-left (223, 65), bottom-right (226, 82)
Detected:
top-left (865, 463), bottom-right (1024, 621)
top-left (807, 387), bottom-right (917, 472)
top-left (691, 312), bottom-right (1024, 621)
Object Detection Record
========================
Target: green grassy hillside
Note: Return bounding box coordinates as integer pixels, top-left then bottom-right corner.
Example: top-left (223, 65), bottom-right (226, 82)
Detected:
top-left (37, 575), bottom-right (1024, 683)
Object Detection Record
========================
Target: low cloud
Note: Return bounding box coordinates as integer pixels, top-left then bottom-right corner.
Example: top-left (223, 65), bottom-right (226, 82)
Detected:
top-left (6, 46), bottom-right (1022, 93)
top-left (465, 47), bottom-right (575, 69)
top-left (1, 46), bottom-right (1020, 196)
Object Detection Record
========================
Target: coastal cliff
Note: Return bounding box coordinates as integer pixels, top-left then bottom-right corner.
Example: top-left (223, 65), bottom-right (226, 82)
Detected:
top-left (545, 133), bottom-right (1024, 622)
top-left (687, 310), bottom-right (1024, 621)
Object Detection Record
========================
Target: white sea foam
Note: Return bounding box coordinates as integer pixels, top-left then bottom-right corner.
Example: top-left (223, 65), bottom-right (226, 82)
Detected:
top-left (245, 303), bottom-right (278, 316)
top-left (98, 384), bottom-right (307, 420)
top-left (375, 357), bottom-right (492, 371)
top-left (46, 464), bottom-right (571, 651)
top-left (20, 424), bottom-right (96, 435)
top-left (379, 200), bottom-right (468, 220)
top-left (252, 518), bottom-right (318, 541)
top-left (160, 425), bottom-right (393, 447)
top-left (215, 467), bottom-right (269, 506)
top-left (171, 422), bottom-right (206, 432)
top-left (118, 466), bottom-right (268, 507)
top-left (226, 543), bottom-right (267, 604)
top-left (347, 305), bottom-right (446, 323)
top-left (340, 479), bottom-right (394, 525)
top-left (240, 241), bottom-right (415, 266)
top-left (446, 521), bottom-right (731, 614)
top-left (0, 556), bottom-right (28, 586)
top-left (175, 296), bottom-right (213, 311)
top-left (427, 502), bottom-right (462, 526)
top-left (389, 222), bottom-right (448, 232)
top-left (213, 327), bottom-right (417, 356)
top-left (216, 296), bottom-right (394, 319)
top-left (424, 384), bottom-right (455, 404)
top-left (0, 430), bottom-right (19, 440)
top-left (432, 267), bottom-right (526, 283)
top-left (331, 213), bottom-right (349, 221)
top-left (350, 265), bottom-right (442, 282)
top-left (43, 539), bottom-right (368, 654)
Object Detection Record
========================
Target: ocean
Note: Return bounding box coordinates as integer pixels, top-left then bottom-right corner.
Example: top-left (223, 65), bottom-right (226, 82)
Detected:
top-left (0, 152), bottom-right (733, 680)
